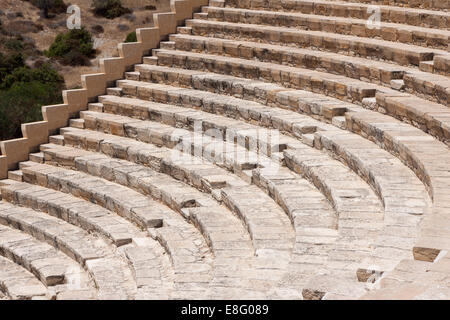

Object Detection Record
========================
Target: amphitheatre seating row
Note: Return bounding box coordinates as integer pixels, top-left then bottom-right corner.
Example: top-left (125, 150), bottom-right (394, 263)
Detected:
top-left (91, 78), bottom-right (432, 295)
top-left (203, 6), bottom-right (450, 49)
top-left (147, 47), bottom-right (450, 147)
top-left (134, 53), bottom-right (450, 266)
top-left (113, 79), bottom-right (429, 238)
top-left (123, 55), bottom-right (450, 289)
top-left (222, 0), bottom-right (449, 29)
top-left (0, 183), bottom-right (139, 299)
top-left (223, 0), bottom-right (449, 11)
top-left (0, 255), bottom-right (48, 300)
top-left (72, 103), bottom-right (380, 298)
top-left (0, 221), bottom-right (96, 299)
top-left (185, 19), bottom-right (446, 66)
top-left (166, 34), bottom-right (449, 104)
top-left (0, 0), bottom-right (449, 299)
top-left (34, 139), bottom-right (308, 298)
top-left (18, 160), bottom-right (216, 291)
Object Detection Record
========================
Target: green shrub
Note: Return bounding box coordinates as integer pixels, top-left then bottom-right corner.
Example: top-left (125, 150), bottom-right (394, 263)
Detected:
top-left (45, 28), bottom-right (95, 66)
top-left (26, 0), bottom-right (67, 18)
top-left (0, 81), bottom-right (63, 140)
top-left (0, 52), bottom-right (25, 83)
top-left (1, 64), bottom-right (63, 90)
top-left (0, 32), bottom-right (65, 141)
top-left (4, 38), bottom-right (24, 51)
top-left (0, 58), bottom-right (64, 140)
top-left (125, 31), bottom-right (137, 43)
top-left (92, 0), bottom-right (131, 19)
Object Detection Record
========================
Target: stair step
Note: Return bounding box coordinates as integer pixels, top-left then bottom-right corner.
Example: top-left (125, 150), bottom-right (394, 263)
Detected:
top-left (177, 26), bottom-right (192, 34)
top-left (106, 87), bottom-right (124, 96)
top-left (331, 116), bottom-right (347, 130)
top-left (69, 119), bottom-right (85, 129)
top-left (193, 12), bottom-right (208, 19)
top-left (143, 56), bottom-right (158, 65)
top-left (390, 79), bottom-right (405, 90)
top-left (88, 103), bottom-right (104, 113)
top-left (419, 60), bottom-right (435, 73)
top-left (49, 135), bottom-right (64, 146)
top-left (301, 133), bottom-right (315, 147)
top-left (125, 72), bottom-right (140, 82)
top-left (29, 152), bottom-right (44, 164)
top-left (209, 0), bottom-right (225, 7)
top-left (7, 170), bottom-right (23, 182)
top-left (159, 41), bottom-right (176, 50)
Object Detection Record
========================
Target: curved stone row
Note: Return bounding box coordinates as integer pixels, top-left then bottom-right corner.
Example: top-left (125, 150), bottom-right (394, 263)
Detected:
top-left (204, 6), bottom-right (449, 49)
top-left (0, 221), bottom-right (96, 299)
top-left (0, 178), bottom-right (175, 299)
top-left (310, 0), bottom-right (449, 11)
top-left (92, 83), bottom-right (429, 297)
top-left (39, 142), bottom-right (298, 298)
top-left (58, 125), bottom-right (339, 298)
top-left (151, 47), bottom-right (449, 142)
top-left (166, 34), bottom-right (448, 104)
top-left (224, 0), bottom-right (449, 29)
top-left (185, 18), bottom-right (447, 66)
top-left (0, 184), bottom-right (139, 299)
top-left (18, 160), bottom-right (217, 299)
top-left (0, 255), bottom-right (48, 300)
top-left (74, 91), bottom-right (420, 297)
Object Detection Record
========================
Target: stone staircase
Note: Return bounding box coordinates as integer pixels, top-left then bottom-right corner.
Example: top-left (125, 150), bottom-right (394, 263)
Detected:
top-left (0, 0), bottom-right (448, 299)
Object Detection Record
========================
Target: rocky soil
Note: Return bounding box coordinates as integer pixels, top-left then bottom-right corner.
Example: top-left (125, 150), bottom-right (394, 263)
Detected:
top-left (0, 0), bottom-right (170, 88)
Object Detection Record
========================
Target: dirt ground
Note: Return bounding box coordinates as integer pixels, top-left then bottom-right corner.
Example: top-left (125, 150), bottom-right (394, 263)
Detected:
top-left (0, 0), bottom-right (170, 88)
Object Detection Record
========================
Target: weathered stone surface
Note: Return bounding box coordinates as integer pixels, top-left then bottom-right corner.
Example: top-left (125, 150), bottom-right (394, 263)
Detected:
top-left (1, 0), bottom-right (449, 300)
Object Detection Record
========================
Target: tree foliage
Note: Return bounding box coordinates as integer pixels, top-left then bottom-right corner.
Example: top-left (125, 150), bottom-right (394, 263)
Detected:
top-left (92, 0), bottom-right (132, 19)
top-left (125, 31), bottom-right (137, 43)
top-left (26, 0), bottom-right (67, 18)
top-left (45, 28), bottom-right (95, 66)
top-left (0, 52), bottom-right (64, 140)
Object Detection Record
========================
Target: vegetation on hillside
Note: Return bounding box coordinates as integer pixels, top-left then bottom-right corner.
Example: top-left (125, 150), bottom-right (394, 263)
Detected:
top-left (124, 31), bottom-right (137, 43)
top-left (0, 0), bottom-right (163, 142)
top-left (92, 0), bottom-right (132, 19)
top-left (25, 0), bottom-right (67, 18)
top-left (0, 20), bottom-right (64, 141)
top-left (45, 27), bottom-right (95, 66)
